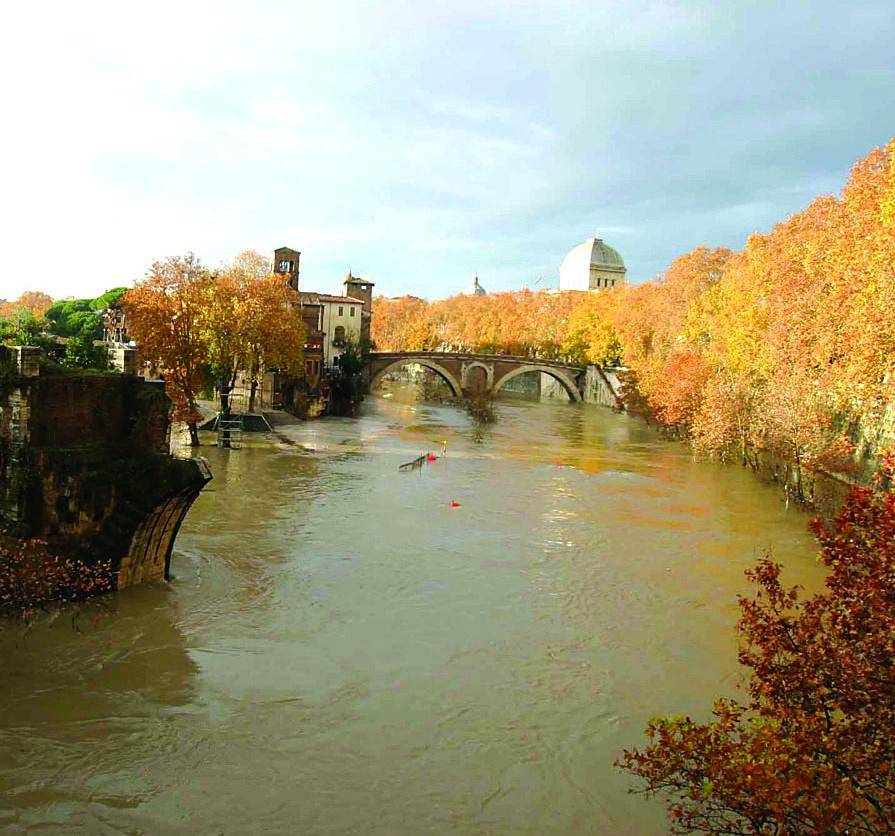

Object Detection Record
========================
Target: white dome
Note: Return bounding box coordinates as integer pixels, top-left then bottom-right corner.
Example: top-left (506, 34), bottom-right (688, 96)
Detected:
top-left (559, 237), bottom-right (626, 291)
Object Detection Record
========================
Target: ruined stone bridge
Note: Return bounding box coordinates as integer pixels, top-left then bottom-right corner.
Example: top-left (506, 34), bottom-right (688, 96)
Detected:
top-left (1, 347), bottom-right (212, 592)
top-left (367, 351), bottom-right (586, 401)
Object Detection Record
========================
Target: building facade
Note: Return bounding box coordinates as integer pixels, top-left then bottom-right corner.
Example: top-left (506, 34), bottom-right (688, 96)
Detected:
top-left (298, 292), bottom-right (364, 367)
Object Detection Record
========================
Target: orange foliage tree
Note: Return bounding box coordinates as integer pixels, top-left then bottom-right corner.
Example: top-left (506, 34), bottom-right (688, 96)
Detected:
top-left (0, 291), bottom-right (54, 321)
top-left (125, 251), bottom-right (307, 445)
top-left (123, 253), bottom-right (213, 446)
top-left (213, 251), bottom-right (306, 414)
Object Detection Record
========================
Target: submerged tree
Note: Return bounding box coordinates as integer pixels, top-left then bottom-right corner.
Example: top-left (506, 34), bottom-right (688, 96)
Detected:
top-left (617, 454), bottom-right (895, 834)
top-left (328, 336), bottom-right (365, 416)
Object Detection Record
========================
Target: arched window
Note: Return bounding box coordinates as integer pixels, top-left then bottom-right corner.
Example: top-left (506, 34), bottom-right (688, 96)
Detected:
top-left (333, 325), bottom-right (346, 346)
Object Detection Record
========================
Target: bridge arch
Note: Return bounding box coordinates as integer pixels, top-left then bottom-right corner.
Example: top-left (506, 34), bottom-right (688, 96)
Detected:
top-left (461, 360), bottom-right (493, 391)
top-left (370, 358), bottom-right (462, 398)
top-left (493, 365), bottom-right (582, 402)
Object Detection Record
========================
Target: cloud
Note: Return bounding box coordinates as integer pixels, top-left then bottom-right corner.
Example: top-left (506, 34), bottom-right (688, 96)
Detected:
top-left (1, 0), bottom-right (892, 301)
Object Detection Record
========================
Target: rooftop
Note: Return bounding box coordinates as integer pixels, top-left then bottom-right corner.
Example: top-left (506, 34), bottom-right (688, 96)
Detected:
top-left (298, 291), bottom-right (364, 305)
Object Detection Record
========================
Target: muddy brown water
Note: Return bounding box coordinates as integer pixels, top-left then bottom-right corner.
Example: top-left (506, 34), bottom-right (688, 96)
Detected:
top-left (0, 391), bottom-right (823, 834)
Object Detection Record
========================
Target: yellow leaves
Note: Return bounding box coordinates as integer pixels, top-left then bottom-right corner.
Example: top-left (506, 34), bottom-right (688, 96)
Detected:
top-left (882, 138), bottom-right (895, 227)
top-left (205, 263), bottom-right (306, 380)
top-left (124, 252), bottom-right (307, 418)
top-left (0, 291), bottom-right (54, 320)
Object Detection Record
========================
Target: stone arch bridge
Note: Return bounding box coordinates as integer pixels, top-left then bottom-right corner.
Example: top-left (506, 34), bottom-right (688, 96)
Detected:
top-left (367, 351), bottom-right (586, 401)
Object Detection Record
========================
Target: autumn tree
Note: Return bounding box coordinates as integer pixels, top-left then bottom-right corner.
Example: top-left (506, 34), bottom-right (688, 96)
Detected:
top-left (239, 274), bottom-right (306, 413)
top-left (0, 291), bottom-right (54, 322)
top-left (123, 253), bottom-right (212, 446)
top-left (0, 307), bottom-right (46, 348)
top-left (371, 295), bottom-right (432, 351)
top-left (563, 289), bottom-right (622, 366)
top-left (213, 252), bottom-right (306, 414)
top-left (618, 454), bottom-right (895, 834)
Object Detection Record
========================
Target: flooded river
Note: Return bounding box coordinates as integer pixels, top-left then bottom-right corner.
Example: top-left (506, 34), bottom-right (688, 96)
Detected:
top-left (0, 391), bottom-right (823, 834)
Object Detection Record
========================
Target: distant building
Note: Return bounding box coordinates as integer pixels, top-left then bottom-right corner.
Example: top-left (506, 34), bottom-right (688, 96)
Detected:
top-left (461, 275), bottom-right (486, 296)
top-left (298, 292), bottom-right (364, 368)
top-left (296, 293), bottom-right (325, 388)
top-left (559, 237), bottom-right (626, 291)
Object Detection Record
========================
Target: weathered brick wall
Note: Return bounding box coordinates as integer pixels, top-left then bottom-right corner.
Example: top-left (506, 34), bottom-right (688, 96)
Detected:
top-left (26, 375), bottom-right (169, 452)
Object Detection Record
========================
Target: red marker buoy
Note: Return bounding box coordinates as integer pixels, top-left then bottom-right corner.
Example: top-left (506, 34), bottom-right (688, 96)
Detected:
top-left (450, 501), bottom-right (461, 508)
top-left (427, 453), bottom-right (437, 462)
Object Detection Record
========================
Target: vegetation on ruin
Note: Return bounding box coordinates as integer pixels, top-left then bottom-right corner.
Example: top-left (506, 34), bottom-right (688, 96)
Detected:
top-left (0, 537), bottom-right (113, 623)
top-left (617, 452), bottom-right (895, 834)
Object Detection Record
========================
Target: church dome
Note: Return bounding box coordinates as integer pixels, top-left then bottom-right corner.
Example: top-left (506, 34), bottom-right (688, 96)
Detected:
top-left (462, 275), bottom-right (486, 296)
top-left (559, 237), bottom-right (627, 291)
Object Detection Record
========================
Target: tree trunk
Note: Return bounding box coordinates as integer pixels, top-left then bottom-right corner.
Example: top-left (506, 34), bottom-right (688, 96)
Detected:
top-left (248, 377), bottom-right (258, 414)
top-left (188, 421), bottom-right (200, 447)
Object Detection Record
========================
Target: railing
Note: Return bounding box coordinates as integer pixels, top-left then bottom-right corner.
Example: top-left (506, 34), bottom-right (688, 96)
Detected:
top-left (366, 350), bottom-right (585, 370)
top-left (216, 414), bottom-right (244, 449)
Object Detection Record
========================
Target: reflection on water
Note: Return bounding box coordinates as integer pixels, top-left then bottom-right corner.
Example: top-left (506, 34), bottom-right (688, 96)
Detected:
top-left (0, 388), bottom-right (823, 834)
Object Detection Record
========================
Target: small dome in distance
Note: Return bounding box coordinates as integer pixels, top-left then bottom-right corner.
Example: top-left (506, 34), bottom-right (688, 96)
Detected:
top-left (462, 274), bottom-right (486, 296)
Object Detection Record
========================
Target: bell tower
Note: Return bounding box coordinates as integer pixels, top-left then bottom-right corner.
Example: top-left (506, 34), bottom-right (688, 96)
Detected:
top-left (273, 246), bottom-right (301, 291)
top-left (343, 271), bottom-right (375, 347)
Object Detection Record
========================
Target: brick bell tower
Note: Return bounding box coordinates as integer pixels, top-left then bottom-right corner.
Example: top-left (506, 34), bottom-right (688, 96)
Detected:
top-left (273, 246), bottom-right (301, 291)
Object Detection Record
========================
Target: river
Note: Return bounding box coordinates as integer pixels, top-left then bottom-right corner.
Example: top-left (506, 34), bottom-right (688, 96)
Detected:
top-left (0, 390), bottom-right (824, 834)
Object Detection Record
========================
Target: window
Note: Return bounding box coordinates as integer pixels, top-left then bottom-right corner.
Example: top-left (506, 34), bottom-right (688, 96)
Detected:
top-left (338, 306), bottom-right (344, 316)
top-left (350, 307), bottom-right (355, 317)
top-left (333, 325), bottom-right (346, 346)
top-left (278, 259), bottom-right (293, 272)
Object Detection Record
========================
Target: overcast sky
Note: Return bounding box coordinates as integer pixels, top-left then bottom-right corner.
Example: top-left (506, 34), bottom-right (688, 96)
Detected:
top-left (2, 0), bottom-right (893, 301)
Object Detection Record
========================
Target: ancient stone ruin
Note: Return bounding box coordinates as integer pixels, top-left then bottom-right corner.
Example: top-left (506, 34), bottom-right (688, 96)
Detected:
top-left (0, 347), bottom-right (211, 590)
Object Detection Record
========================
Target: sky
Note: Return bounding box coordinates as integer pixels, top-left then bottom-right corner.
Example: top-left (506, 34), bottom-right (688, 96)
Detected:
top-left (2, 0), bottom-right (893, 301)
